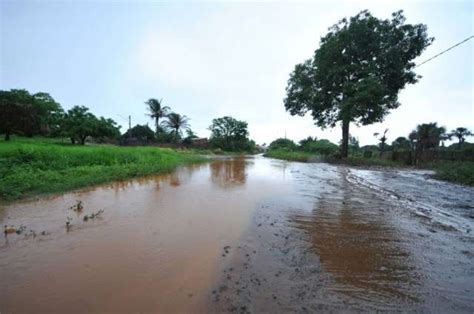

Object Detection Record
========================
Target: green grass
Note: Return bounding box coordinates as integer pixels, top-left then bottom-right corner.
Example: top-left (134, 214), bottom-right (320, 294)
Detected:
top-left (430, 161), bottom-right (474, 186)
top-left (263, 149), bottom-right (318, 162)
top-left (0, 137), bottom-right (205, 200)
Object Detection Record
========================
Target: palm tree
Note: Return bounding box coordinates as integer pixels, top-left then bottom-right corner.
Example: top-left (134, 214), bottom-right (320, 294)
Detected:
top-left (162, 112), bottom-right (190, 140)
top-left (145, 98), bottom-right (170, 134)
top-left (449, 127), bottom-right (472, 148)
top-left (412, 122), bottom-right (446, 151)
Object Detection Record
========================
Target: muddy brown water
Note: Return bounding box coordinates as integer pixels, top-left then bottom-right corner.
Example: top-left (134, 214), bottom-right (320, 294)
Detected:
top-left (1, 156), bottom-right (473, 313)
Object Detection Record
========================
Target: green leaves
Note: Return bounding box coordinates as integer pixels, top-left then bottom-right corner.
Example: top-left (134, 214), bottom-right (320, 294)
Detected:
top-left (284, 10), bottom-right (433, 157)
top-left (209, 116), bottom-right (252, 152)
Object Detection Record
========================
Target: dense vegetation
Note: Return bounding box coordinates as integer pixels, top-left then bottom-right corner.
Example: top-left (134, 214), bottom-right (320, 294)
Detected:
top-left (208, 116), bottom-right (256, 152)
top-left (0, 138), bottom-right (203, 200)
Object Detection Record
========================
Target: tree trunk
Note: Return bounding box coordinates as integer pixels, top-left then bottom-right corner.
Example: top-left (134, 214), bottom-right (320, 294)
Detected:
top-left (341, 120), bottom-right (350, 158)
top-left (80, 136), bottom-right (86, 145)
top-left (70, 137), bottom-right (76, 145)
top-left (5, 132), bottom-right (11, 141)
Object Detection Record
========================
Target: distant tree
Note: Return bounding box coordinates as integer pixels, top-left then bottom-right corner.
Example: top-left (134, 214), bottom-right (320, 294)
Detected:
top-left (392, 136), bottom-right (411, 151)
top-left (269, 138), bottom-right (297, 151)
top-left (209, 116), bottom-right (250, 151)
top-left (93, 117), bottom-right (121, 142)
top-left (303, 139), bottom-right (339, 155)
top-left (374, 129), bottom-right (389, 156)
top-left (299, 136), bottom-right (317, 148)
top-left (31, 92), bottom-right (63, 136)
top-left (0, 89), bottom-right (30, 140)
top-left (449, 127), bottom-right (472, 148)
top-left (62, 106), bottom-right (98, 145)
top-left (182, 129), bottom-right (198, 146)
top-left (162, 112), bottom-right (190, 141)
top-left (349, 135), bottom-right (359, 148)
top-left (122, 124), bottom-right (155, 141)
top-left (284, 10), bottom-right (433, 158)
top-left (146, 98), bottom-right (170, 135)
top-left (411, 122), bottom-right (446, 151)
top-left (0, 89), bottom-right (63, 140)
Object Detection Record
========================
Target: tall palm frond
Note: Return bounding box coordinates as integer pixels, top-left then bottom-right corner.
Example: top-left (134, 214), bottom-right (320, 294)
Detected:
top-left (163, 112), bottom-right (190, 139)
top-left (145, 98), bottom-right (170, 134)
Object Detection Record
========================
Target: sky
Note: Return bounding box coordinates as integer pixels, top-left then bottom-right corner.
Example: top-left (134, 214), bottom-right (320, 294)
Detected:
top-left (1, 0), bottom-right (473, 146)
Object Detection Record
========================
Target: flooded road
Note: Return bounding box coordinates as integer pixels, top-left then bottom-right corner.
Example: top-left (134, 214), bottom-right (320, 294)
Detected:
top-left (1, 156), bottom-right (473, 312)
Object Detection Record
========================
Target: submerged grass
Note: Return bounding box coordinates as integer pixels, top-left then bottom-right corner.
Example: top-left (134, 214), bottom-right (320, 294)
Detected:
top-left (0, 138), bottom-right (205, 200)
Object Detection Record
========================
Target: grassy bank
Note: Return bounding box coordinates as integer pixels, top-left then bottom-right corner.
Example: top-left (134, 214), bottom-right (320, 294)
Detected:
top-left (264, 149), bottom-right (474, 186)
top-left (430, 161), bottom-right (474, 186)
top-left (263, 149), bottom-right (318, 162)
top-left (0, 138), bottom-right (204, 200)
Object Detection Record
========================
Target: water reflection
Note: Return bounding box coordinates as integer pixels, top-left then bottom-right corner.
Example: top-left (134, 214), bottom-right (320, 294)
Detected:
top-left (210, 157), bottom-right (251, 189)
top-left (291, 167), bottom-right (418, 306)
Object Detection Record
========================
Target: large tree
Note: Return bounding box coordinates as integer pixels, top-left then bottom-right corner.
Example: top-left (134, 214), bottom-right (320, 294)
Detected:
top-left (61, 106), bottom-right (99, 145)
top-left (284, 10), bottom-right (433, 157)
top-left (146, 98), bottom-right (170, 135)
top-left (209, 116), bottom-right (250, 151)
top-left (0, 89), bottom-right (63, 140)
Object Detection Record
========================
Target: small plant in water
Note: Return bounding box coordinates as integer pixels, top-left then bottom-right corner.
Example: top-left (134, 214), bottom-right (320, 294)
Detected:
top-left (66, 216), bottom-right (73, 230)
top-left (83, 209), bottom-right (105, 221)
top-left (69, 200), bottom-right (84, 212)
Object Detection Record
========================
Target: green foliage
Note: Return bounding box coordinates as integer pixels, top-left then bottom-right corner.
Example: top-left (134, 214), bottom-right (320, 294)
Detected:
top-left (146, 98), bottom-right (170, 135)
top-left (0, 138), bottom-right (203, 200)
top-left (301, 139), bottom-right (339, 156)
top-left (432, 161), bottom-right (474, 186)
top-left (392, 136), bottom-right (411, 151)
top-left (448, 127), bottom-right (472, 147)
top-left (264, 150), bottom-right (315, 162)
top-left (0, 89), bottom-right (63, 140)
top-left (269, 138), bottom-right (297, 151)
top-left (209, 116), bottom-right (253, 152)
top-left (61, 106), bottom-right (121, 145)
top-left (182, 129), bottom-right (199, 146)
top-left (410, 122), bottom-right (447, 151)
top-left (162, 112), bottom-right (190, 141)
top-left (122, 124), bottom-right (155, 141)
top-left (284, 10), bottom-right (433, 157)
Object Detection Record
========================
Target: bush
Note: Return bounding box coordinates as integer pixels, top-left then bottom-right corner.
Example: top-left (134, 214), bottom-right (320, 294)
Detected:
top-left (268, 138), bottom-right (297, 151)
top-left (300, 139), bottom-right (338, 156)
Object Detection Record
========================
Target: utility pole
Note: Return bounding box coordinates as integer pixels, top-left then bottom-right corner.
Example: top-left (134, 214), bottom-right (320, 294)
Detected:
top-left (128, 115), bottom-right (131, 139)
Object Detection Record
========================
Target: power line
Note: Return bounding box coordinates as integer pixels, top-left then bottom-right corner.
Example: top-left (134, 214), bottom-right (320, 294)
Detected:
top-left (415, 35), bottom-right (474, 68)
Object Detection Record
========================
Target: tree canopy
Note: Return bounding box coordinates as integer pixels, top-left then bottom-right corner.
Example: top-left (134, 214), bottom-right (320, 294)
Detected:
top-left (0, 89), bottom-right (63, 140)
top-left (61, 106), bottom-right (120, 145)
top-left (209, 116), bottom-right (253, 151)
top-left (410, 122), bottom-right (446, 151)
top-left (449, 127), bottom-right (472, 147)
top-left (284, 10), bottom-right (433, 157)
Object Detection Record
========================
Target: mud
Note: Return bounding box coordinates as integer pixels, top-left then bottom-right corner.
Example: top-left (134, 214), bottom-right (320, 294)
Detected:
top-left (1, 156), bottom-right (473, 312)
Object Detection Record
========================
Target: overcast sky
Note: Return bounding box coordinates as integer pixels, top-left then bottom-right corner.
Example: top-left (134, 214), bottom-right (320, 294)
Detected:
top-left (1, 0), bottom-right (473, 145)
